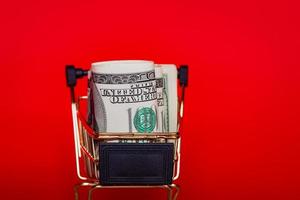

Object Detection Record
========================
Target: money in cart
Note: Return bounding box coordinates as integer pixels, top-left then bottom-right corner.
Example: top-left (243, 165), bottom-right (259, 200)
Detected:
top-left (65, 60), bottom-right (188, 200)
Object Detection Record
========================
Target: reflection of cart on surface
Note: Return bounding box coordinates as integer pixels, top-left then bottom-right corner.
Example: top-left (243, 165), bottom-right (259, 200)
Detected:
top-left (66, 65), bottom-right (188, 200)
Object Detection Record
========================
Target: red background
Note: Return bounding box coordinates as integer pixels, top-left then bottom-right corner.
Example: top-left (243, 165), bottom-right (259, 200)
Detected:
top-left (1, 0), bottom-right (300, 199)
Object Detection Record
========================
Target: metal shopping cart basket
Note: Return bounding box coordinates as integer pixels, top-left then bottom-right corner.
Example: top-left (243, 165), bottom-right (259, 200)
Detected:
top-left (66, 64), bottom-right (188, 200)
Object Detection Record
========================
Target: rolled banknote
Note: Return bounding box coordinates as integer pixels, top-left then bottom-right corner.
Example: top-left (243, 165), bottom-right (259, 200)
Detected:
top-left (160, 64), bottom-right (178, 133)
top-left (89, 60), bottom-right (158, 133)
top-left (154, 66), bottom-right (164, 132)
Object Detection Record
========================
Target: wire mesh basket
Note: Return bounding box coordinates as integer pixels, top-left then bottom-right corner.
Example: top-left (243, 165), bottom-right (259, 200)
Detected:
top-left (66, 65), bottom-right (188, 200)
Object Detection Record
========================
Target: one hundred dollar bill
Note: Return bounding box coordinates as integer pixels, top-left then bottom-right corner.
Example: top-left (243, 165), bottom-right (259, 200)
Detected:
top-left (89, 60), bottom-right (158, 133)
top-left (154, 66), bottom-right (164, 132)
top-left (160, 64), bottom-right (178, 133)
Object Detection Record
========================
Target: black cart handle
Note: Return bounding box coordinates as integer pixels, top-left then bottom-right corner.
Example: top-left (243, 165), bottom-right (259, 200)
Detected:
top-left (65, 64), bottom-right (188, 102)
top-left (65, 65), bottom-right (88, 103)
top-left (66, 65), bottom-right (89, 88)
top-left (66, 65), bottom-right (188, 87)
top-left (178, 65), bottom-right (188, 87)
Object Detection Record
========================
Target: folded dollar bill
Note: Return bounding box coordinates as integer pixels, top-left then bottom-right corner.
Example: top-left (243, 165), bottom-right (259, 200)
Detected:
top-left (89, 60), bottom-right (157, 133)
top-left (87, 60), bottom-right (178, 134)
top-left (159, 64), bottom-right (178, 133)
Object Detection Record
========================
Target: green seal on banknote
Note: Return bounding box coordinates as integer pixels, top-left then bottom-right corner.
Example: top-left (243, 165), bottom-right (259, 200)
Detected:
top-left (134, 107), bottom-right (156, 133)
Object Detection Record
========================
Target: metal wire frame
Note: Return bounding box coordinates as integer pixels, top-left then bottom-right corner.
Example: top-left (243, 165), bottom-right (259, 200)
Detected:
top-left (71, 94), bottom-right (183, 199)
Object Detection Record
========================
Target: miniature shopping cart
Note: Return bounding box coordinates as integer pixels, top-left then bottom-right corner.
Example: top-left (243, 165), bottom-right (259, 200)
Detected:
top-left (66, 65), bottom-right (188, 200)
